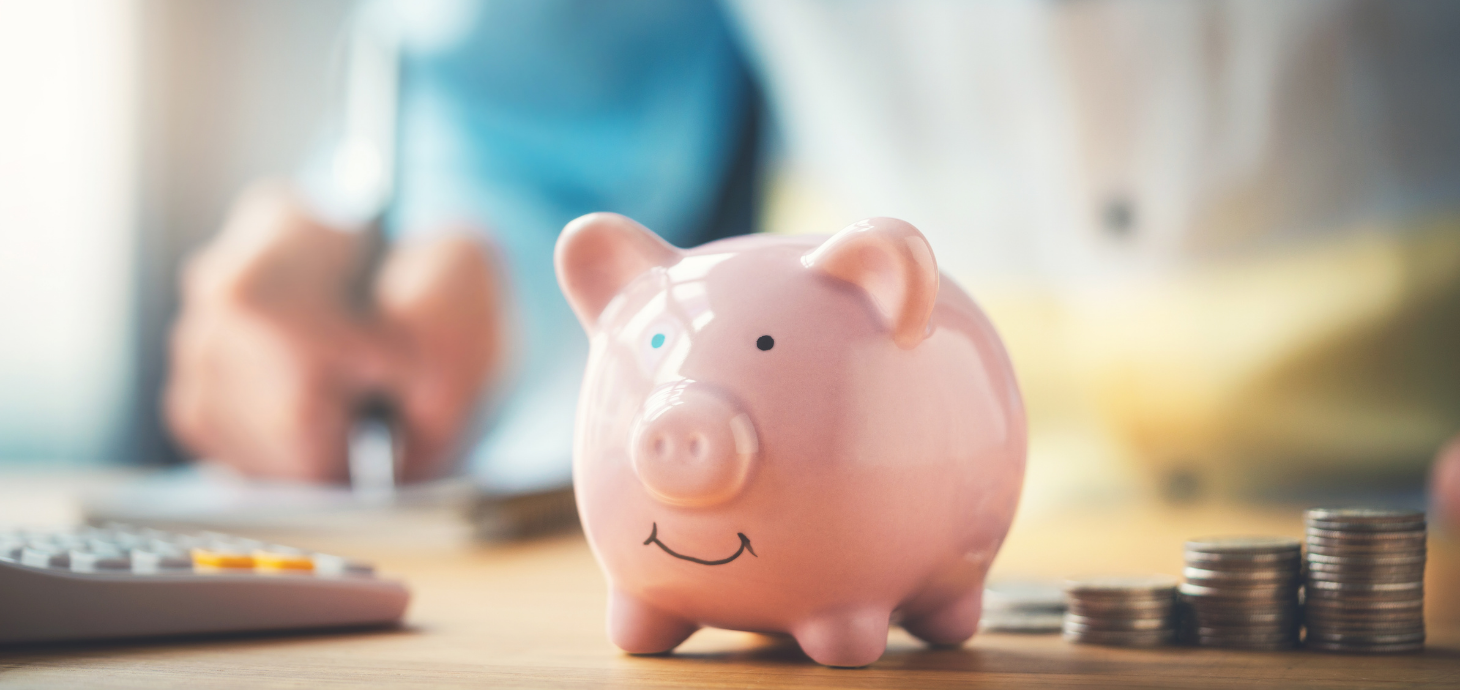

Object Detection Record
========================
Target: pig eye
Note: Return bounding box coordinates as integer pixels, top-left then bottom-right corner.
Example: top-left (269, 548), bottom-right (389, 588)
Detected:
top-left (651, 333), bottom-right (666, 349)
top-left (756, 335), bottom-right (774, 351)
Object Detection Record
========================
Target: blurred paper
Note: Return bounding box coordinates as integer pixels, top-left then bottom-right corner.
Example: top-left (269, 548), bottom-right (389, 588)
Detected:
top-left (81, 464), bottom-right (472, 533)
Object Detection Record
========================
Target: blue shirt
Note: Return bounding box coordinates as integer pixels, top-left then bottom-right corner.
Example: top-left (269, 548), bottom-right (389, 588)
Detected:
top-left (328, 0), bottom-right (754, 490)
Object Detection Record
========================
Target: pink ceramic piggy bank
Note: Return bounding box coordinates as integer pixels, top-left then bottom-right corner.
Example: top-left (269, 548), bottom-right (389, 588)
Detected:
top-left (554, 214), bottom-right (1026, 667)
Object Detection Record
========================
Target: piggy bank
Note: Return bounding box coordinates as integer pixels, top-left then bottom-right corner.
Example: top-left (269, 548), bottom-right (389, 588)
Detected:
top-left (554, 213), bottom-right (1026, 667)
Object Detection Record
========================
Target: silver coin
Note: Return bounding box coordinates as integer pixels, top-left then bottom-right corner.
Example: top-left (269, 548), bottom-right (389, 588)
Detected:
top-left (1305, 621), bottom-right (1426, 635)
top-left (1193, 639), bottom-right (1301, 651)
top-left (1306, 552), bottom-right (1428, 563)
top-left (1306, 579), bottom-right (1423, 592)
top-left (1305, 527), bottom-right (1426, 541)
top-left (1304, 602), bottom-right (1425, 615)
top-left (1304, 608), bottom-right (1424, 622)
top-left (1063, 616), bottom-right (1173, 632)
top-left (1304, 591), bottom-right (1424, 605)
top-left (1303, 607), bottom-right (1424, 621)
top-left (1306, 630), bottom-right (1425, 644)
top-left (1182, 598), bottom-right (1301, 608)
top-left (1306, 561), bottom-right (1425, 575)
top-left (1065, 575), bottom-right (1179, 596)
top-left (1305, 640), bottom-right (1425, 654)
top-left (1193, 630), bottom-right (1297, 644)
top-left (1306, 519), bottom-right (1426, 533)
top-left (1185, 536), bottom-right (1301, 554)
top-left (1195, 638), bottom-right (1298, 651)
top-left (1304, 508), bottom-right (1425, 524)
top-left (1304, 597), bottom-right (1424, 611)
top-left (1304, 619), bottom-right (1426, 632)
top-left (1306, 570), bottom-right (1426, 584)
top-left (1185, 574), bottom-right (1302, 592)
top-left (1182, 598), bottom-right (1299, 613)
top-left (1305, 543), bottom-right (1426, 557)
top-left (1184, 595), bottom-right (1300, 607)
top-left (1066, 592), bottom-right (1177, 605)
top-left (979, 611), bottom-right (1065, 634)
top-left (984, 581), bottom-right (1067, 613)
top-left (1185, 609), bottom-right (1300, 621)
top-left (1189, 622), bottom-right (1297, 635)
top-left (1306, 622), bottom-right (1425, 632)
top-left (1194, 634), bottom-right (1299, 647)
top-left (1178, 583), bottom-right (1299, 599)
top-left (1066, 598), bottom-right (1176, 613)
top-left (1183, 576), bottom-right (1301, 590)
top-left (1304, 589), bottom-right (1424, 603)
top-left (1186, 604), bottom-right (1299, 617)
top-left (1307, 531), bottom-right (1426, 544)
top-left (1305, 607), bottom-right (1425, 619)
top-left (1183, 566), bottom-right (1299, 582)
top-left (1063, 629), bottom-right (1173, 647)
top-left (1308, 566), bottom-right (1419, 580)
top-left (1182, 594), bottom-right (1299, 607)
top-left (1307, 534), bottom-right (1426, 549)
top-left (1185, 552), bottom-right (1302, 568)
top-left (1306, 552), bottom-right (1426, 566)
top-left (1306, 544), bottom-right (1427, 556)
top-left (1188, 610), bottom-right (1299, 625)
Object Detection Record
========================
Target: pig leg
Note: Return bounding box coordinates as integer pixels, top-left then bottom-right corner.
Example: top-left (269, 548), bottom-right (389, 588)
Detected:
top-left (902, 587), bottom-right (982, 647)
top-left (792, 609), bottom-right (891, 668)
top-left (607, 589), bottom-right (698, 655)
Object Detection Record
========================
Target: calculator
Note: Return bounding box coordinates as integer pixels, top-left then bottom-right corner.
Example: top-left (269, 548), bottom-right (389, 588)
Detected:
top-left (0, 524), bottom-right (409, 645)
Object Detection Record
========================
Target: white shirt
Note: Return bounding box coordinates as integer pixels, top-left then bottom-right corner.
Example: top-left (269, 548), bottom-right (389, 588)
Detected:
top-left (731, 0), bottom-right (1460, 288)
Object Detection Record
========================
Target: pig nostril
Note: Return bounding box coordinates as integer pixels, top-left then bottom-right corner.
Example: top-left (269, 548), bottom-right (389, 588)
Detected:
top-left (630, 382), bottom-right (758, 507)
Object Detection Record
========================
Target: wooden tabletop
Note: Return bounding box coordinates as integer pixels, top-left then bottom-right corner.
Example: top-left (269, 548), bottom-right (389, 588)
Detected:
top-left (2, 500), bottom-right (1457, 689)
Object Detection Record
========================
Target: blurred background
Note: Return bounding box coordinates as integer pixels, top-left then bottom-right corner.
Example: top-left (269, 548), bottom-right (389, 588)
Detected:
top-left (0, 0), bottom-right (352, 469)
top-left (1, 0), bottom-right (1458, 522)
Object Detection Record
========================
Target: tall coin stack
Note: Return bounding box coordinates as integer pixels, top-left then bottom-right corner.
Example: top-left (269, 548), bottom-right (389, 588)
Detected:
top-left (1304, 508), bottom-right (1427, 654)
top-left (1179, 537), bottom-right (1302, 650)
top-left (1063, 576), bottom-right (1178, 647)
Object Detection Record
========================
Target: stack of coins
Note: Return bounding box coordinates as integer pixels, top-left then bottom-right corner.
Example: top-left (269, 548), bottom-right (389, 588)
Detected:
top-left (1304, 508), bottom-right (1426, 654)
top-left (1179, 537), bottom-right (1302, 649)
top-left (981, 581), bottom-right (1066, 633)
top-left (1063, 576), bottom-right (1178, 647)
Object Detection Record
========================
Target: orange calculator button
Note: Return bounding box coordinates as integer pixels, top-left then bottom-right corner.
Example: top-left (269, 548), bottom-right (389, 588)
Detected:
top-left (190, 548), bottom-right (254, 569)
top-left (253, 550), bottom-right (315, 571)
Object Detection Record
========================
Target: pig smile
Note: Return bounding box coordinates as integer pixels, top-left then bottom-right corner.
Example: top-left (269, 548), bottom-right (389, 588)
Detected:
top-left (643, 522), bottom-right (756, 566)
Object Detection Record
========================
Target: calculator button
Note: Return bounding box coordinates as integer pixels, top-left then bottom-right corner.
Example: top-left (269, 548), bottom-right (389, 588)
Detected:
top-left (191, 548), bottom-right (254, 569)
top-left (312, 553), bottom-right (375, 576)
top-left (253, 550), bottom-right (315, 571)
top-left (131, 548), bottom-right (193, 572)
top-left (20, 547), bottom-right (68, 569)
top-left (70, 549), bottom-right (131, 572)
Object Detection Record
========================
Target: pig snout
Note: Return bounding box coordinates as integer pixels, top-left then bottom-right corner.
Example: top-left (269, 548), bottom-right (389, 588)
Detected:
top-left (629, 381), bottom-right (759, 507)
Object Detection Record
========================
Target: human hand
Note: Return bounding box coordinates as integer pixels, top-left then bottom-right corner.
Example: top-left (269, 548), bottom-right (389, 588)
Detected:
top-left (164, 181), bottom-right (503, 482)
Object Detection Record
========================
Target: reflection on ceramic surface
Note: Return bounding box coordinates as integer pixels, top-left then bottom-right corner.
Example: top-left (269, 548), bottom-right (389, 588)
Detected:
top-left (555, 213), bottom-right (1026, 667)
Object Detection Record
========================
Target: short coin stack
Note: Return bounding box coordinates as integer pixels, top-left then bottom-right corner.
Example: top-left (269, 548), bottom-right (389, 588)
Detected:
top-left (1063, 576), bottom-right (1177, 647)
top-left (1304, 508), bottom-right (1426, 654)
top-left (981, 581), bottom-right (1066, 633)
top-left (1179, 537), bottom-right (1302, 649)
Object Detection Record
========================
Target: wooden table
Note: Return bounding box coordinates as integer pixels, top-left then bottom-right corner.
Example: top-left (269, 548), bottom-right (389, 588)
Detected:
top-left (2, 500), bottom-right (1457, 688)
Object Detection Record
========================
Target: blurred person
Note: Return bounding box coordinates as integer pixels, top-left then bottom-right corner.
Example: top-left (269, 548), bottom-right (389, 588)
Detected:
top-left (165, 1), bottom-right (1460, 519)
top-left (166, 0), bottom-right (757, 489)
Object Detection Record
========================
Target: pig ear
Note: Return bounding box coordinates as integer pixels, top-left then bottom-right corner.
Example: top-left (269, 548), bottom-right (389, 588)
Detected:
top-left (804, 218), bottom-right (939, 349)
top-left (555, 213), bottom-right (681, 333)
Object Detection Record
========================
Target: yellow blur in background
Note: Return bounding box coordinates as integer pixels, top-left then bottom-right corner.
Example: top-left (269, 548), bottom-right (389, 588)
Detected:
top-left (768, 174), bottom-right (1460, 510)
